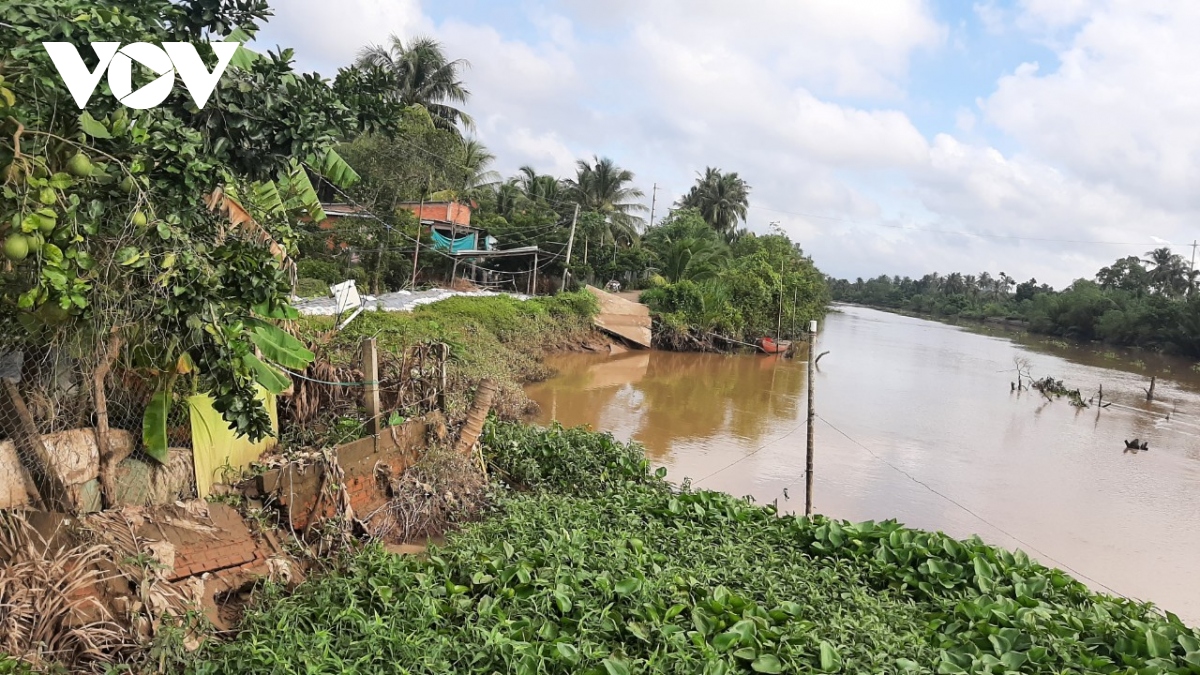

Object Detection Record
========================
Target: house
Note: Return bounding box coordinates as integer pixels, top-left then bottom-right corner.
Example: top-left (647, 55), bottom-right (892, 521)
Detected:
top-left (314, 203), bottom-right (372, 254)
top-left (398, 201), bottom-right (495, 253)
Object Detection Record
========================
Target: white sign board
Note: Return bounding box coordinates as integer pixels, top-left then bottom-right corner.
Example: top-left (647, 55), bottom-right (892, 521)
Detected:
top-left (330, 280), bottom-right (362, 315)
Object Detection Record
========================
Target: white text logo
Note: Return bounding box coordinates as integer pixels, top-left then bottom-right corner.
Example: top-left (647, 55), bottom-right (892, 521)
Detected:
top-left (42, 42), bottom-right (240, 110)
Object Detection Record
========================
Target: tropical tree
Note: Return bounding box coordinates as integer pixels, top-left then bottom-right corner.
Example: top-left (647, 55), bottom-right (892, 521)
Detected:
top-left (567, 156), bottom-right (647, 245)
top-left (356, 35), bottom-right (473, 133)
top-left (1144, 247), bottom-right (1190, 297)
top-left (516, 166), bottom-right (566, 206)
top-left (677, 167), bottom-right (750, 239)
top-left (1, 0), bottom-right (391, 504)
top-left (456, 138), bottom-right (500, 196)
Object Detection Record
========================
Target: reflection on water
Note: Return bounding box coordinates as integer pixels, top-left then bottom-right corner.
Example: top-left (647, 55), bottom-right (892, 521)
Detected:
top-left (525, 305), bottom-right (1200, 624)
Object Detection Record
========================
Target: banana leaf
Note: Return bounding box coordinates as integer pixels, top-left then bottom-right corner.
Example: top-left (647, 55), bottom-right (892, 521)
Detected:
top-left (246, 318), bottom-right (315, 370)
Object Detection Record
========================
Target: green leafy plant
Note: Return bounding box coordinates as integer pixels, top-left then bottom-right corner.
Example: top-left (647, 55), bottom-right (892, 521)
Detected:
top-left (191, 424), bottom-right (1200, 675)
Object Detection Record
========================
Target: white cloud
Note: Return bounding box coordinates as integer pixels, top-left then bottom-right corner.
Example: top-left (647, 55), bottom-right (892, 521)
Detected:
top-left (985, 1), bottom-right (1200, 211)
top-left (254, 0), bottom-right (427, 73)
top-left (253, 0), bottom-right (1200, 288)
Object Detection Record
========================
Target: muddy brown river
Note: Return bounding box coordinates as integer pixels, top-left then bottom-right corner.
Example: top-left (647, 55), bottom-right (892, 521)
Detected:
top-left (525, 304), bottom-right (1200, 623)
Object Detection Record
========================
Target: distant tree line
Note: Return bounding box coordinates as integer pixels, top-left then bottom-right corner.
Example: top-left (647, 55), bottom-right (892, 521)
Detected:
top-left (829, 248), bottom-right (1200, 357)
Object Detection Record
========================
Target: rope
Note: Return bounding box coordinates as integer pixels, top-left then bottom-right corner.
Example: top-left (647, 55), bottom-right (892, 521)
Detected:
top-left (814, 413), bottom-right (1134, 601)
top-left (692, 418), bottom-right (807, 485)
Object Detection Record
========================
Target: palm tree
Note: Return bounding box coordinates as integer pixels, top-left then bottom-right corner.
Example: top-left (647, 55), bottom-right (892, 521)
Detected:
top-left (660, 236), bottom-right (729, 282)
top-left (676, 167), bottom-right (750, 238)
top-left (1144, 247), bottom-right (1189, 297)
top-left (492, 181), bottom-right (525, 222)
top-left (457, 138), bottom-right (499, 196)
top-left (566, 156), bottom-right (647, 246)
top-left (356, 35), bottom-right (473, 132)
top-left (516, 166), bottom-right (566, 205)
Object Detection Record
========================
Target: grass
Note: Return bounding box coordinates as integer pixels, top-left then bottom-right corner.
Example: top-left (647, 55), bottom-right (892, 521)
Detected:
top-left (186, 422), bottom-right (1200, 675)
top-left (297, 292), bottom-right (599, 421)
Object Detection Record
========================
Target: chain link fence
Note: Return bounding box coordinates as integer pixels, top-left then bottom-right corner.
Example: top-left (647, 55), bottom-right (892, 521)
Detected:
top-left (2, 333), bottom-right (451, 513)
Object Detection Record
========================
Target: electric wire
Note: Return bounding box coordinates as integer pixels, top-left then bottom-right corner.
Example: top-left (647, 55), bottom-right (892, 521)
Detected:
top-left (814, 412), bottom-right (1135, 601)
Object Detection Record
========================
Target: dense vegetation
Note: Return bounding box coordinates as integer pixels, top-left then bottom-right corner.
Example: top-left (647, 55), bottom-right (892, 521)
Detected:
top-left (0, 0), bottom-right (419, 477)
top-left (639, 211), bottom-right (827, 346)
top-left (830, 248), bottom-right (1200, 357)
top-left (189, 422), bottom-right (1200, 674)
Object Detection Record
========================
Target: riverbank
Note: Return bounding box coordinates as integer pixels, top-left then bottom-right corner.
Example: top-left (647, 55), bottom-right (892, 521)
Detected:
top-left (294, 291), bottom-right (613, 431)
top-left (186, 421), bottom-right (1199, 673)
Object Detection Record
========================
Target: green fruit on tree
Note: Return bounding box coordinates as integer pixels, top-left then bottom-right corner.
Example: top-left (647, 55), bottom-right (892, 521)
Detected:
top-left (119, 176), bottom-right (135, 194)
top-left (38, 217), bottom-right (54, 236)
top-left (26, 232), bottom-right (43, 254)
top-left (131, 211), bottom-right (148, 228)
top-left (4, 233), bottom-right (29, 262)
top-left (66, 153), bottom-right (92, 178)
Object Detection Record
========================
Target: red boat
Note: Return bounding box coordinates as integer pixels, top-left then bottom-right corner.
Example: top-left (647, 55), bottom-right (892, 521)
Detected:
top-left (759, 337), bottom-right (792, 354)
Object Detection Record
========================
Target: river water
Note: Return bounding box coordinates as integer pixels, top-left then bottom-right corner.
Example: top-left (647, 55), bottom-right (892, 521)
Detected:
top-left (525, 304), bottom-right (1200, 623)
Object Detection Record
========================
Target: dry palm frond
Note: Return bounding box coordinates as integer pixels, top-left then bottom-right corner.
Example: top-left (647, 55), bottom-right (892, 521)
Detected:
top-left (0, 512), bottom-right (130, 672)
top-left (204, 187), bottom-right (290, 265)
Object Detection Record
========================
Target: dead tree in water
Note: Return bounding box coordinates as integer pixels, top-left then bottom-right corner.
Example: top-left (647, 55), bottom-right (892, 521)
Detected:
top-left (1012, 357), bottom-right (1032, 391)
top-left (1144, 376), bottom-right (1156, 402)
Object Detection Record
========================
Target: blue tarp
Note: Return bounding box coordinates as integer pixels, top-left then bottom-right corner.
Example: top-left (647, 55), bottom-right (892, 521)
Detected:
top-left (430, 230), bottom-right (478, 253)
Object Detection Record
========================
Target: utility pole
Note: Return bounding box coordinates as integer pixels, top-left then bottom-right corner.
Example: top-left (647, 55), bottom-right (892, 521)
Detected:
top-left (649, 183), bottom-right (659, 229)
top-left (561, 204), bottom-right (580, 290)
top-left (410, 191), bottom-right (426, 290)
top-left (450, 217), bottom-right (461, 284)
top-left (805, 319), bottom-right (817, 517)
top-left (1190, 239), bottom-right (1198, 296)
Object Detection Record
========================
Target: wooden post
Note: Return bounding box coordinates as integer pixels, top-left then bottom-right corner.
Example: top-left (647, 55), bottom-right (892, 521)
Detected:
top-left (530, 251), bottom-right (539, 295)
top-left (362, 338), bottom-right (380, 437)
top-left (438, 343), bottom-right (449, 413)
top-left (450, 221), bottom-right (461, 284)
top-left (1146, 376), bottom-right (1156, 402)
top-left (410, 193), bottom-right (425, 290)
top-left (805, 319), bottom-right (817, 517)
top-left (790, 288), bottom-right (798, 338)
top-left (455, 379), bottom-right (498, 454)
top-left (561, 205), bottom-right (580, 291)
top-left (0, 379), bottom-right (71, 511)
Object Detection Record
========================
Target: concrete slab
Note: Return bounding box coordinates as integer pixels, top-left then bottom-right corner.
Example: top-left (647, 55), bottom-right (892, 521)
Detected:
top-left (586, 285), bottom-right (652, 348)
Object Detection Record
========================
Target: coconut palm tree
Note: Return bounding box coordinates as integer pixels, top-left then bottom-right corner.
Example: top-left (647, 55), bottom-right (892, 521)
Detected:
top-left (516, 166), bottom-right (566, 205)
top-left (457, 138), bottom-right (500, 197)
top-left (356, 35), bottom-right (473, 133)
top-left (492, 181), bottom-right (526, 222)
top-left (676, 167), bottom-right (750, 238)
top-left (1144, 247), bottom-right (1189, 297)
top-left (566, 156), bottom-right (647, 245)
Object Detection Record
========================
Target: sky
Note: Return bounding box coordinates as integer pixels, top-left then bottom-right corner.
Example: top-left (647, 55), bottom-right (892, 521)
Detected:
top-left (256, 0), bottom-right (1200, 287)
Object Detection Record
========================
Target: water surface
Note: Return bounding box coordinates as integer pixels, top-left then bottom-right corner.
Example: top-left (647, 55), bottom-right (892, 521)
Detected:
top-left (525, 305), bottom-right (1200, 623)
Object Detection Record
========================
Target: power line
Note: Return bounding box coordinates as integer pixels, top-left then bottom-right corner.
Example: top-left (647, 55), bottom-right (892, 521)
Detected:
top-left (814, 413), bottom-right (1133, 601)
top-left (749, 204), bottom-right (1158, 247)
top-left (692, 418), bottom-right (807, 486)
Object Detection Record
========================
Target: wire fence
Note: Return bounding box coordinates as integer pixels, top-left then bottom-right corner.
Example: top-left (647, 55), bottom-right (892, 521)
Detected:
top-left (1, 333), bottom-right (451, 515)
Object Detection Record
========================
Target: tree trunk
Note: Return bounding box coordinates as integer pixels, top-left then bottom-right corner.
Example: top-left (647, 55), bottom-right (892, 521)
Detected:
top-left (94, 333), bottom-right (127, 509)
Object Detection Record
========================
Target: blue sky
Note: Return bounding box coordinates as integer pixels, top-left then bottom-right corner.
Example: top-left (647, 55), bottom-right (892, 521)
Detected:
top-left (258, 0), bottom-right (1200, 286)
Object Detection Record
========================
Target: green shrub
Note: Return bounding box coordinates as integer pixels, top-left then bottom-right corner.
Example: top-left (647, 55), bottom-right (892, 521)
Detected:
top-left (293, 277), bottom-right (329, 298)
top-left (296, 259), bottom-right (344, 284)
top-left (481, 419), bottom-right (662, 495)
